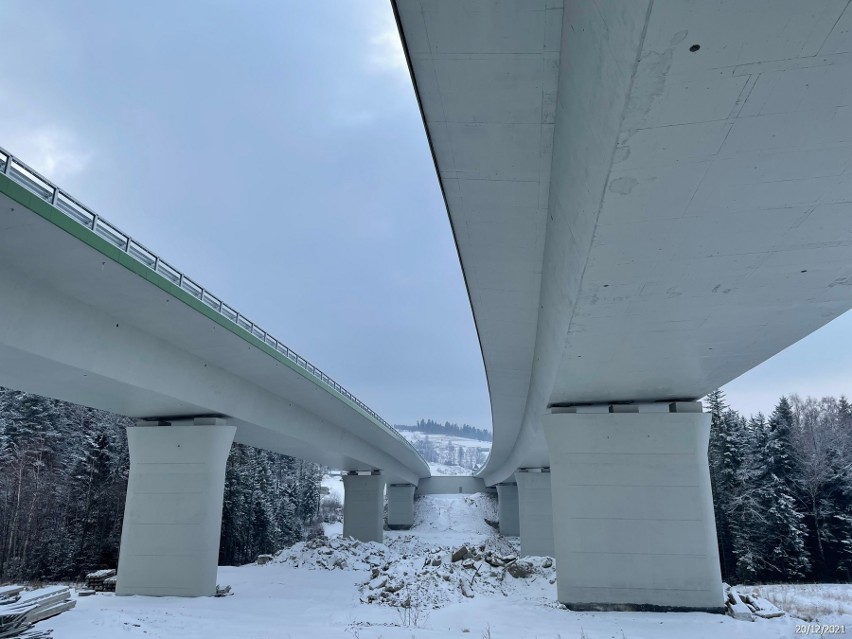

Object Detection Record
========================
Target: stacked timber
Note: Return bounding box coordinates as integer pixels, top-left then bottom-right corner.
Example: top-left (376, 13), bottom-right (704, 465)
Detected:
top-left (102, 576), bottom-right (116, 593)
top-left (84, 569), bottom-right (116, 592)
top-left (0, 588), bottom-right (24, 606)
top-left (0, 585), bottom-right (75, 637)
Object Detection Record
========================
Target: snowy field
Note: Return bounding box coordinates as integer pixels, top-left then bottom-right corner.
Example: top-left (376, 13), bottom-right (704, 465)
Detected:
top-left (43, 493), bottom-right (852, 638)
top-left (400, 432), bottom-right (492, 451)
top-left (398, 430), bottom-right (491, 476)
top-left (322, 472), bottom-right (345, 502)
top-left (426, 461), bottom-right (473, 476)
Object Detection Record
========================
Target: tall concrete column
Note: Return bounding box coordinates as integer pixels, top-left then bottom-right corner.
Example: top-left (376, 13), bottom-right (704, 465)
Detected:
top-left (342, 471), bottom-right (385, 542)
top-left (496, 482), bottom-right (519, 536)
top-left (542, 405), bottom-right (723, 611)
top-left (516, 469), bottom-right (554, 557)
top-left (116, 418), bottom-right (235, 596)
top-left (386, 483), bottom-right (416, 529)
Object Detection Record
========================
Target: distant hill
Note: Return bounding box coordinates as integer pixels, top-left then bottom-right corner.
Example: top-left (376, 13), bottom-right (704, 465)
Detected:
top-left (396, 420), bottom-right (491, 475)
top-left (395, 419), bottom-right (491, 442)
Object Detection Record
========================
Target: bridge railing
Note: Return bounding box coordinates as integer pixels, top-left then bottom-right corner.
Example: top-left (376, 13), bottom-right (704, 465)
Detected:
top-left (0, 145), bottom-right (418, 454)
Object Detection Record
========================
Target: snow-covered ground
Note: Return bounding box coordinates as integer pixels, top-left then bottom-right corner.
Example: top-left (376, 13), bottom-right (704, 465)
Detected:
top-left (44, 493), bottom-right (852, 638)
top-left (322, 472), bottom-right (344, 502)
top-left (399, 430), bottom-right (492, 476)
top-left (400, 432), bottom-right (491, 451)
top-left (426, 461), bottom-right (472, 476)
top-left (748, 583), bottom-right (852, 621)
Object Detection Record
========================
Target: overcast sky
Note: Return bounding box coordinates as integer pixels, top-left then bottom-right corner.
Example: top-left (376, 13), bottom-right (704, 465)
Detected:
top-left (1, 1), bottom-right (850, 429)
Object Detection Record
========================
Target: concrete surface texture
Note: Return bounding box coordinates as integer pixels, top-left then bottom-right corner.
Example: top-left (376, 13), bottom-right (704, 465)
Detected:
top-left (116, 421), bottom-right (236, 596)
top-left (0, 172), bottom-right (428, 486)
top-left (415, 476), bottom-right (489, 495)
top-left (495, 482), bottom-right (519, 537)
top-left (516, 469), bottom-right (554, 558)
top-left (386, 483), bottom-right (416, 529)
top-left (343, 473), bottom-right (386, 543)
top-left (542, 410), bottom-right (723, 611)
top-left (395, 0), bottom-right (852, 487)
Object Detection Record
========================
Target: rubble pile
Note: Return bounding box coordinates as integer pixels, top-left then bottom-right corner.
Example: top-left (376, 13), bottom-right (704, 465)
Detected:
top-left (275, 534), bottom-right (555, 610)
top-left (725, 585), bottom-right (785, 621)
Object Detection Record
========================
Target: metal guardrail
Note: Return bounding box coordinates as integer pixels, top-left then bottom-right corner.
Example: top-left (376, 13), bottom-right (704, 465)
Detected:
top-left (0, 144), bottom-right (417, 453)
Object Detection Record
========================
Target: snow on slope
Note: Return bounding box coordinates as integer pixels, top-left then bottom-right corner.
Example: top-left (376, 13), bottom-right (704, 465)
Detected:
top-left (426, 461), bottom-right (471, 476)
top-left (321, 472), bottom-right (344, 502)
top-left (398, 429), bottom-right (492, 476)
top-left (44, 493), bottom-right (852, 639)
top-left (401, 432), bottom-right (492, 450)
top-left (409, 493), bottom-right (496, 543)
top-left (274, 494), bottom-right (545, 610)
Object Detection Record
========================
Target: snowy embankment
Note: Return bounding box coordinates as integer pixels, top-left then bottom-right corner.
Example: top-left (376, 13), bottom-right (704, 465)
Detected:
top-left (44, 493), bottom-right (852, 639)
top-left (427, 461), bottom-right (471, 476)
top-left (278, 494), bottom-right (555, 610)
top-left (399, 429), bottom-right (491, 476)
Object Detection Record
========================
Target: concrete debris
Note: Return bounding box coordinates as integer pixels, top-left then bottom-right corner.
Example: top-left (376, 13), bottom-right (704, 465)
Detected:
top-left (506, 560), bottom-right (535, 579)
top-left (368, 575), bottom-right (387, 591)
top-left (738, 590), bottom-right (785, 619)
top-left (484, 518), bottom-right (500, 530)
top-left (274, 533), bottom-right (555, 610)
top-left (726, 587), bottom-right (754, 621)
top-left (451, 546), bottom-right (469, 562)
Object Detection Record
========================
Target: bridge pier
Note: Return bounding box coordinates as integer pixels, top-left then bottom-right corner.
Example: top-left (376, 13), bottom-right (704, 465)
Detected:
top-left (386, 483), bottom-right (416, 529)
top-left (495, 482), bottom-right (519, 536)
top-left (342, 471), bottom-right (385, 542)
top-left (542, 404), bottom-right (723, 611)
top-left (516, 469), bottom-right (554, 557)
top-left (116, 418), bottom-right (235, 597)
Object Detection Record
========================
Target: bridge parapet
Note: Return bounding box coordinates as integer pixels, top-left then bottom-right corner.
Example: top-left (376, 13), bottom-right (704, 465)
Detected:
top-left (0, 144), bottom-right (418, 458)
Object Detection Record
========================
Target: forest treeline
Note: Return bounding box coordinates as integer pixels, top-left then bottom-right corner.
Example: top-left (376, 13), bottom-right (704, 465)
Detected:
top-left (396, 419), bottom-right (492, 442)
top-left (706, 391), bottom-right (852, 583)
top-left (2, 385), bottom-right (852, 585)
top-left (0, 388), bottom-right (322, 582)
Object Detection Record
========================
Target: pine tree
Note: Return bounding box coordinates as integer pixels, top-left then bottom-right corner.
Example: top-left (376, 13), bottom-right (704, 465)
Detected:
top-left (761, 474), bottom-right (811, 579)
top-left (705, 389), bottom-right (736, 580)
top-left (729, 414), bottom-right (769, 581)
top-left (731, 400), bottom-right (811, 581)
top-left (766, 396), bottom-right (799, 483)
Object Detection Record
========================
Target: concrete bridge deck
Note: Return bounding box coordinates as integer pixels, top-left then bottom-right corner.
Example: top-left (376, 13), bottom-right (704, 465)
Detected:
top-left (395, 0), bottom-right (852, 610)
top-left (0, 146), bottom-right (429, 595)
